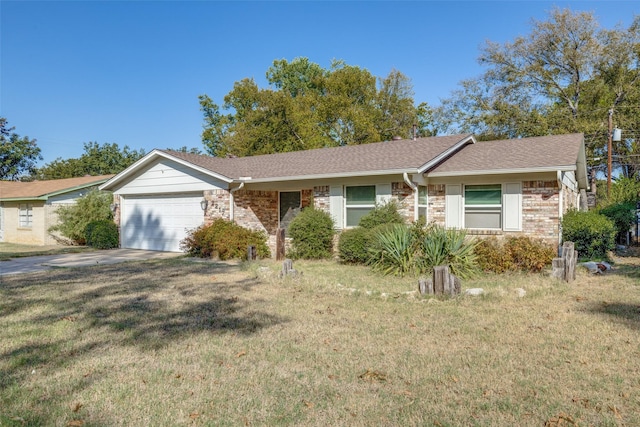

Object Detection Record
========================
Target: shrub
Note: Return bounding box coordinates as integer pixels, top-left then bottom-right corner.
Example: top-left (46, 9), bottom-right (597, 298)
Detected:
top-left (180, 219), bottom-right (270, 260)
top-left (474, 238), bottom-right (513, 274)
top-left (504, 237), bottom-right (555, 272)
top-left (287, 208), bottom-right (335, 259)
top-left (416, 224), bottom-right (479, 279)
top-left (358, 201), bottom-right (405, 229)
top-left (85, 220), bottom-right (119, 249)
top-left (50, 190), bottom-right (113, 245)
top-left (369, 224), bottom-right (415, 276)
top-left (561, 209), bottom-right (616, 259)
top-left (599, 202), bottom-right (636, 243)
top-left (337, 227), bottom-right (374, 264)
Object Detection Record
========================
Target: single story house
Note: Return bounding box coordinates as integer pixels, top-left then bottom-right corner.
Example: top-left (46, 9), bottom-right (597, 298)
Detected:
top-left (0, 175), bottom-right (114, 245)
top-left (100, 133), bottom-right (588, 254)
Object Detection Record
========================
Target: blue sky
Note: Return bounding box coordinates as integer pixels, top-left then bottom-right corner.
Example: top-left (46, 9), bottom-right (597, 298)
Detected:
top-left (1, 1), bottom-right (638, 166)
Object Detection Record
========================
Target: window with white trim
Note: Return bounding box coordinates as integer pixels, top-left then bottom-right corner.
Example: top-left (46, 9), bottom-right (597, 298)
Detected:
top-left (418, 186), bottom-right (428, 220)
top-left (19, 203), bottom-right (33, 228)
top-left (279, 191), bottom-right (301, 235)
top-left (464, 184), bottom-right (501, 229)
top-left (345, 185), bottom-right (375, 227)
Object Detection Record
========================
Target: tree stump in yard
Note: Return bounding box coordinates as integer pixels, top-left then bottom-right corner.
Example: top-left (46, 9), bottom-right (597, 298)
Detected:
top-left (552, 241), bottom-right (577, 283)
top-left (419, 265), bottom-right (460, 296)
top-left (276, 228), bottom-right (286, 261)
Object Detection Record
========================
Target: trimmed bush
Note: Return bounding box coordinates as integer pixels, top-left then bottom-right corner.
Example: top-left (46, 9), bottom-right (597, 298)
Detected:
top-left (561, 210), bottom-right (616, 259)
top-left (84, 220), bottom-right (119, 249)
top-left (476, 237), bottom-right (556, 273)
top-left (338, 227), bottom-right (374, 264)
top-left (288, 208), bottom-right (335, 259)
top-left (180, 219), bottom-right (270, 260)
top-left (358, 201), bottom-right (405, 229)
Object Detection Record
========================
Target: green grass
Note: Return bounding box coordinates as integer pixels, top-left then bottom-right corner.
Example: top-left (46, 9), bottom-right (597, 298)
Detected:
top-left (1, 254), bottom-right (639, 426)
top-left (0, 242), bottom-right (94, 261)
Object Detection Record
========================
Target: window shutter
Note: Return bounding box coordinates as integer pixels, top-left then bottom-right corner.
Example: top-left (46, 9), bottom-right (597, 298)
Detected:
top-left (329, 185), bottom-right (344, 229)
top-left (375, 183), bottom-right (392, 205)
top-left (503, 182), bottom-right (522, 231)
top-left (445, 184), bottom-right (462, 229)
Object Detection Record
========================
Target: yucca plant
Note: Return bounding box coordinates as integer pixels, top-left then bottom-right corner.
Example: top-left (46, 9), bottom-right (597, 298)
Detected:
top-left (369, 224), bottom-right (415, 276)
top-left (416, 225), bottom-right (479, 279)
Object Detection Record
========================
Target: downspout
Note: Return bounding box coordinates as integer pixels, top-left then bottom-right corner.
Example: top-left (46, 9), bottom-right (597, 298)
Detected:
top-left (229, 181), bottom-right (245, 223)
top-left (557, 171), bottom-right (564, 250)
top-left (403, 172), bottom-right (418, 222)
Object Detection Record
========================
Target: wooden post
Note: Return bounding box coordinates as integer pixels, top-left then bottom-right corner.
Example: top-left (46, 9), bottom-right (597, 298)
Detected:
top-left (433, 266), bottom-right (448, 295)
top-left (562, 242), bottom-right (576, 283)
top-left (552, 257), bottom-right (565, 280)
top-left (247, 245), bottom-right (257, 261)
top-left (276, 228), bottom-right (286, 261)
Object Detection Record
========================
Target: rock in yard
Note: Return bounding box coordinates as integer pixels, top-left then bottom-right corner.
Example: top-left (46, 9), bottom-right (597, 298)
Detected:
top-left (465, 288), bottom-right (484, 296)
top-left (515, 288), bottom-right (526, 298)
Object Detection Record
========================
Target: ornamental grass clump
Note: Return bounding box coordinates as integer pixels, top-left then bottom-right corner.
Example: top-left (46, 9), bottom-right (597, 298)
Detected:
top-left (417, 224), bottom-right (479, 279)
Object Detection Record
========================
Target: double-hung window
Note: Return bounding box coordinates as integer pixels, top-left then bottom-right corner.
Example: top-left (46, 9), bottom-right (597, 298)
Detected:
top-left (418, 186), bottom-right (428, 220)
top-left (345, 185), bottom-right (375, 227)
top-left (19, 203), bottom-right (33, 228)
top-left (464, 185), bottom-right (501, 229)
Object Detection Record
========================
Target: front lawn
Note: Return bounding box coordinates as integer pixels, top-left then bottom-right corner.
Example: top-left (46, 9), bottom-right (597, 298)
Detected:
top-left (0, 243), bottom-right (94, 261)
top-left (1, 256), bottom-right (639, 426)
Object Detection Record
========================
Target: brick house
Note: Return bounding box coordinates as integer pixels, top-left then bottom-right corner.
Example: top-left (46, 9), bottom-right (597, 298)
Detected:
top-left (0, 175), bottom-right (114, 245)
top-left (100, 133), bottom-right (588, 254)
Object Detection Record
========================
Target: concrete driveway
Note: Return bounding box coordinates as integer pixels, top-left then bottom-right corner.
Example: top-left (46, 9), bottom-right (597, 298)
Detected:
top-left (0, 249), bottom-right (182, 276)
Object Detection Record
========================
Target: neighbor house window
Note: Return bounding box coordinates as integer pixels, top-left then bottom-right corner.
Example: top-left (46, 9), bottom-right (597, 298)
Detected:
top-left (418, 186), bottom-right (428, 220)
top-left (345, 185), bottom-right (375, 227)
top-left (19, 204), bottom-right (33, 228)
top-left (464, 184), bottom-right (501, 229)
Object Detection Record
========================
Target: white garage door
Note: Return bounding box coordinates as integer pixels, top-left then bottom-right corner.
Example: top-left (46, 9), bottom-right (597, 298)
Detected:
top-left (121, 194), bottom-right (204, 252)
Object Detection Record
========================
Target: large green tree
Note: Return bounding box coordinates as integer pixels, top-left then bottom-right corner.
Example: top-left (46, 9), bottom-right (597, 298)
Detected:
top-left (434, 9), bottom-right (640, 178)
top-left (200, 58), bottom-right (428, 157)
top-left (36, 142), bottom-right (145, 179)
top-left (0, 118), bottom-right (42, 181)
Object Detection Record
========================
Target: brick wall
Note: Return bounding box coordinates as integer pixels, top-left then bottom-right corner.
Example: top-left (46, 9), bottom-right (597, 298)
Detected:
top-left (392, 182), bottom-right (414, 222)
top-left (427, 184), bottom-right (446, 224)
top-left (203, 189), bottom-right (230, 223)
top-left (314, 186), bottom-right (330, 213)
top-left (520, 180), bottom-right (560, 243)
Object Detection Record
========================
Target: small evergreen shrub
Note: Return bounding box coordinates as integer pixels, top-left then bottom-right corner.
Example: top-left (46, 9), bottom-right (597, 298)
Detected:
top-left (338, 227), bottom-right (374, 264)
top-left (358, 201), bottom-right (405, 229)
top-left (416, 224), bottom-right (479, 279)
top-left (84, 220), bottom-right (119, 249)
top-left (561, 210), bottom-right (616, 259)
top-left (287, 208), bottom-right (335, 259)
top-left (369, 224), bottom-right (415, 276)
top-left (599, 202), bottom-right (636, 243)
top-left (180, 219), bottom-right (270, 260)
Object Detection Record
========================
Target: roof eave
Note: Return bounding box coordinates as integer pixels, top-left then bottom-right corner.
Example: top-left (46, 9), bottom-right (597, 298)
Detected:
top-left (100, 150), bottom-right (234, 191)
top-left (0, 196), bottom-right (48, 202)
top-left (426, 165), bottom-right (578, 178)
top-left (233, 168), bottom-right (420, 184)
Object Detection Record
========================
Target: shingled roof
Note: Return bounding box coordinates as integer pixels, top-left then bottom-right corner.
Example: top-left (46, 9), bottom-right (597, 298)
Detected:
top-left (159, 134), bottom-right (473, 182)
top-left (428, 133), bottom-right (587, 180)
top-left (0, 175), bottom-right (114, 200)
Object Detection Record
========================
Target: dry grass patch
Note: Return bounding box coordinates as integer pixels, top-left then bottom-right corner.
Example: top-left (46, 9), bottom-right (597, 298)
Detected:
top-left (1, 255), bottom-right (639, 426)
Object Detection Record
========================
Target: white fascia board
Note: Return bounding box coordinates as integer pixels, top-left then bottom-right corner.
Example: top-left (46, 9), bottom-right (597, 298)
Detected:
top-left (417, 135), bottom-right (476, 173)
top-left (426, 165), bottom-right (577, 178)
top-left (235, 168), bottom-right (419, 184)
top-left (100, 149), bottom-right (234, 191)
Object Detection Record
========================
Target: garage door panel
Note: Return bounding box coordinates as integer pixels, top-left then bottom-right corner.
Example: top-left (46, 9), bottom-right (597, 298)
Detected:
top-left (121, 195), bottom-right (204, 252)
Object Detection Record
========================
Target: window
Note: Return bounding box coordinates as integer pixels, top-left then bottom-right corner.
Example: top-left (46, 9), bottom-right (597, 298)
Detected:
top-left (279, 191), bottom-right (301, 234)
top-left (19, 204), bottom-right (33, 228)
top-left (464, 184), bottom-right (501, 229)
top-left (418, 186), bottom-right (428, 220)
top-left (345, 185), bottom-right (375, 227)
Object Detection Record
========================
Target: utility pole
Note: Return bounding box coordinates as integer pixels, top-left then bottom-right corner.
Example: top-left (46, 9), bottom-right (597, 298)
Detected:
top-left (607, 109), bottom-right (613, 197)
